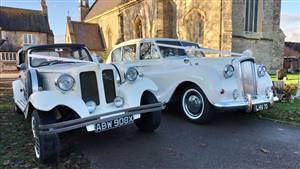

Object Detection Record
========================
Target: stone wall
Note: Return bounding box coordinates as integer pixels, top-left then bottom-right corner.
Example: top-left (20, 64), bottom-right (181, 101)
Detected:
top-left (86, 0), bottom-right (232, 53)
top-left (232, 0), bottom-right (285, 73)
top-left (83, 0), bottom-right (284, 71)
top-left (1, 30), bottom-right (52, 49)
top-left (87, 11), bottom-right (121, 50)
top-left (174, 0), bottom-right (232, 52)
top-left (0, 30), bottom-right (53, 73)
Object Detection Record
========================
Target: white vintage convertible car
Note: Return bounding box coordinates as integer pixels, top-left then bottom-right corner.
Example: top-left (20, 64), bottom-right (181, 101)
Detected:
top-left (13, 44), bottom-right (164, 163)
top-left (107, 38), bottom-right (274, 123)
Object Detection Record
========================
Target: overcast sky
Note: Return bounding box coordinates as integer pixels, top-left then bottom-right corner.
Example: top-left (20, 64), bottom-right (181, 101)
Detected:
top-left (0, 0), bottom-right (299, 43)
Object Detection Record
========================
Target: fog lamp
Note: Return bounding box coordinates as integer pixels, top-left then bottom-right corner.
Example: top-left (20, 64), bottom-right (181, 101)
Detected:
top-left (233, 89), bottom-right (239, 100)
top-left (114, 96), bottom-right (124, 108)
top-left (86, 101), bottom-right (96, 113)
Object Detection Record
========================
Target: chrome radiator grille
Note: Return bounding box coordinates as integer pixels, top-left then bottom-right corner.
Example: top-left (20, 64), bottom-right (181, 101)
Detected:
top-left (240, 60), bottom-right (257, 96)
top-left (102, 69), bottom-right (116, 103)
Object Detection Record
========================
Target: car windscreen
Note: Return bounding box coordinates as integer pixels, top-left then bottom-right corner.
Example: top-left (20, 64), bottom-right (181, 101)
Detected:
top-left (156, 40), bottom-right (186, 58)
top-left (29, 46), bottom-right (92, 67)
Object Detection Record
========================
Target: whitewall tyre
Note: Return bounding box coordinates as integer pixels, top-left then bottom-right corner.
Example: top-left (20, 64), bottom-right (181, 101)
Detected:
top-left (180, 85), bottom-right (214, 123)
top-left (31, 110), bottom-right (60, 163)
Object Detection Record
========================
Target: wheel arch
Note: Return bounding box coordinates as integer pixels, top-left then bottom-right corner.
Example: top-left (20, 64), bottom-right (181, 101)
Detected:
top-left (169, 81), bottom-right (212, 105)
top-left (27, 103), bottom-right (81, 122)
top-left (140, 90), bottom-right (157, 104)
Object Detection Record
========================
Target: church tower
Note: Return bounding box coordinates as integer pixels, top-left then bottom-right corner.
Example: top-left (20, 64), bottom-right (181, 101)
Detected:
top-left (79, 0), bottom-right (89, 22)
top-left (41, 0), bottom-right (48, 16)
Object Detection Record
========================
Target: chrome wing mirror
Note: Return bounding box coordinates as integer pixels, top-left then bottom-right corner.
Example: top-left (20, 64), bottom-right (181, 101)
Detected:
top-left (16, 63), bottom-right (27, 71)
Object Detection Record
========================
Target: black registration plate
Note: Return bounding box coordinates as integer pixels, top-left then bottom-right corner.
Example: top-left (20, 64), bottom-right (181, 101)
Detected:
top-left (95, 115), bottom-right (134, 133)
top-left (253, 103), bottom-right (269, 112)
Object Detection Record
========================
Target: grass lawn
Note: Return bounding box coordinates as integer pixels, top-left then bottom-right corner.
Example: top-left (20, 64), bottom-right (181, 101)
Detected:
top-left (270, 73), bottom-right (299, 85)
top-left (257, 99), bottom-right (300, 125)
top-left (0, 100), bottom-right (89, 169)
top-left (264, 73), bottom-right (300, 125)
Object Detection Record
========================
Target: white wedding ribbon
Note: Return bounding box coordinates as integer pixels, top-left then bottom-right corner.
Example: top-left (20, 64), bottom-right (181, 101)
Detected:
top-left (29, 54), bottom-right (92, 63)
top-left (154, 43), bottom-right (247, 57)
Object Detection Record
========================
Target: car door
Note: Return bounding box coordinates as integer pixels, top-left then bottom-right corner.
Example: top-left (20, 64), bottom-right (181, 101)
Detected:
top-left (17, 51), bottom-right (29, 99)
top-left (136, 42), bottom-right (174, 101)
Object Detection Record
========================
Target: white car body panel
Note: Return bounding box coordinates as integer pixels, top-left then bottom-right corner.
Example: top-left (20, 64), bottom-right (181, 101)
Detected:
top-left (13, 44), bottom-right (163, 133)
top-left (108, 38), bottom-right (274, 111)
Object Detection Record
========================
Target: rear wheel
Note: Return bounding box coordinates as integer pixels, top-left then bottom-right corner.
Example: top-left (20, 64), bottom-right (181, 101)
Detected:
top-left (31, 110), bottom-right (60, 163)
top-left (135, 92), bottom-right (161, 132)
top-left (179, 85), bottom-right (214, 123)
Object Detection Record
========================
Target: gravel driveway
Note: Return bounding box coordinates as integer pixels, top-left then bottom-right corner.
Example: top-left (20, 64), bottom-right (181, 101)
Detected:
top-left (75, 110), bottom-right (300, 169)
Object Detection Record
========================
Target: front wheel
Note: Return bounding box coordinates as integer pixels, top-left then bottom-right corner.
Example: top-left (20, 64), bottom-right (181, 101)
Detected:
top-left (31, 110), bottom-right (60, 163)
top-left (135, 92), bottom-right (161, 132)
top-left (180, 85), bottom-right (214, 123)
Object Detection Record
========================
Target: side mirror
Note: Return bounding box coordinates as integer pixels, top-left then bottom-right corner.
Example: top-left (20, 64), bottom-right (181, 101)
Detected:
top-left (91, 53), bottom-right (104, 63)
top-left (17, 63), bottom-right (27, 71)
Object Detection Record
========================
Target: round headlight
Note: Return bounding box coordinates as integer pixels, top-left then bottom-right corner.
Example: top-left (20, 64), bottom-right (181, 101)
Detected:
top-left (257, 65), bottom-right (266, 77)
top-left (125, 67), bottom-right (138, 81)
top-left (56, 74), bottom-right (75, 92)
top-left (86, 101), bottom-right (96, 113)
top-left (224, 65), bottom-right (235, 79)
top-left (114, 96), bottom-right (124, 108)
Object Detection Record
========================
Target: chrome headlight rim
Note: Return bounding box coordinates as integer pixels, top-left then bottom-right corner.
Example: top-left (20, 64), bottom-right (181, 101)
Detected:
top-left (233, 89), bottom-right (239, 100)
top-left (125, 67), bottom-right (139, 82)
top-left (114, 96), bottom-right (124, 108)
top-left (257, 65), bottom-right (266, 77)
top-left (55, 74), bottom-right (75, 92)
top-left (224, 64), bottom-right (235, 79)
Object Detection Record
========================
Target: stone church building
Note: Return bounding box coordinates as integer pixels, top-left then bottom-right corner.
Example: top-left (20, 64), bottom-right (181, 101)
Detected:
top-left (0, 0), bottom-right (54, 74)
top-left (67, 0), bottom-right (285, 72)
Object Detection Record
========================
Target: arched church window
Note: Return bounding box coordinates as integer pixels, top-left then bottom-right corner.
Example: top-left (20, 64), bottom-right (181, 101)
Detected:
top-left (184, 10), bottom-right (204, 45)
top-left (134, 16), bottom-right (143, 38)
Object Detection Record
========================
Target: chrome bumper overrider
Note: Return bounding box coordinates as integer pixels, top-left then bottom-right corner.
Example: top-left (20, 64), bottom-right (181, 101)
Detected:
top-left (214, 95), bottom-right (274, 112)
top-left (39, 103), bottom-right (165, 135)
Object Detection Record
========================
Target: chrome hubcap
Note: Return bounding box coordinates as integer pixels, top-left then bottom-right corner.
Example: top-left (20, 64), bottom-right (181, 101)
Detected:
top-left (182, 89), bottom-right (204, 119)
top-left (31, 116), bottom-right (40, 159)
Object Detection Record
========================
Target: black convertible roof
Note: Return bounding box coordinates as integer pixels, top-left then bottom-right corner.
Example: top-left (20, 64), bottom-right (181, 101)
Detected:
top-left (20, 43), bottom-right (87, 52)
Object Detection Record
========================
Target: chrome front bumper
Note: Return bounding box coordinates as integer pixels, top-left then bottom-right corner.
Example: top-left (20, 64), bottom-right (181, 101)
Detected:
top-left (38, 103), bottom-right (165, 135)
top-left (214, 94), bottom-right (274, 112)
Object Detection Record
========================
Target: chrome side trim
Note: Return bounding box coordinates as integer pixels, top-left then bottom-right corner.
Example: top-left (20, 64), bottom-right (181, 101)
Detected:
top-left (213, 97), bottom-right (273, 110)
top-left (30, 69), bottom-right (39, 93)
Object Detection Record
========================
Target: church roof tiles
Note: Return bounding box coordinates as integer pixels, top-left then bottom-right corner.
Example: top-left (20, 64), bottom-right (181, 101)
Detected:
top-left (0, 6), bottom-right (52, 33)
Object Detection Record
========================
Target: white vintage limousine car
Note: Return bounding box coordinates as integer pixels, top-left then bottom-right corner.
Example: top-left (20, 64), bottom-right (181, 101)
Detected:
top-left (13, 44), bottom-right (164, 163)
top-left (107, 38), bottom-right (274, 123)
